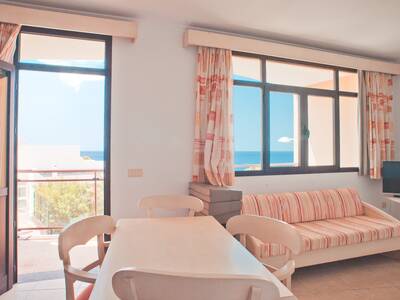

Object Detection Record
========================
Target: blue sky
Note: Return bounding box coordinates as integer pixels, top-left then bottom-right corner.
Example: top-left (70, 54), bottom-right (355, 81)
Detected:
top-left (18, 69), bottom-right (105, 152)
top-left (233, 75), bottom-right (295, 153)
top-left (18, 62), bottom-right (293, 156)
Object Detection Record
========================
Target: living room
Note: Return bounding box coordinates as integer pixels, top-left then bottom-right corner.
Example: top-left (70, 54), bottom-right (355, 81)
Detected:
top-left (0, 1), bottom-right (399, 300)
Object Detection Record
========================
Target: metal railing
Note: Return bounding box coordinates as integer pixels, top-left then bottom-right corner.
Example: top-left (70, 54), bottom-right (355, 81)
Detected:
top-left (17, 169), bottom-right (104, 232)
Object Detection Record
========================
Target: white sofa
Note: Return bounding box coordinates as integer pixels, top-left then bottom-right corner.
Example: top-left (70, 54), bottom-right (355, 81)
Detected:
top-left (241, 188), bottom-right (400, 268)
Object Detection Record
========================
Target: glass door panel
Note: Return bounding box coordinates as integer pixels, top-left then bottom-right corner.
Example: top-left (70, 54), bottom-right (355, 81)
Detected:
top-left (269, 91), bottom-right (300, 167)
top-left (307, 95), bottom-right (335, 166)
top-left (17, 70), bottom-right (105, 231)
top-left (0, 68), bottom-right (10, 295)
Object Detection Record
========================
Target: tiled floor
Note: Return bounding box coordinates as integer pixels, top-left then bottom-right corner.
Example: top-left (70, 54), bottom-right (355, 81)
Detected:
top-left (1, 254), bottom-right (399, 300)
top-left (0, 278), bottom-right (89, 300)
top-left (18, 235), bottom-right (97, 282)
top-left (292, 255), bottom-right (400, 300)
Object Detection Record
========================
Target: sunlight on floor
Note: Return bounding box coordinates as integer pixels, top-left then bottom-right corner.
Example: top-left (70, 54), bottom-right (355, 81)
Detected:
top-left (18, 235), bottom-right (97, 283)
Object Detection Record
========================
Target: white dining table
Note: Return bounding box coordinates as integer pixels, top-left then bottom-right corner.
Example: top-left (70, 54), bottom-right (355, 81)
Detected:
top-left (89, 216), bottom-right (296, 300)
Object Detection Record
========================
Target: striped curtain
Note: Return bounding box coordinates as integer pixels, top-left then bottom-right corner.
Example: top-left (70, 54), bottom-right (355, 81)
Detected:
top-left (0, 22), bottom-right (21, 64)
top-left (192, 47), bottom-right (234, 187)
top-left (360, 71), bottom-right (395, 179)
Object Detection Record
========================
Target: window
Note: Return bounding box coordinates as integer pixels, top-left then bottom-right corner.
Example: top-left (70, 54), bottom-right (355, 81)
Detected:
top-left (19, 33), bottom-right (106, 68)
top-left (233, 53), bottom-right (359, 175)
top-left (15, 26), bottom-right (112, 231)
top-left (233, 86), bottom-right (263, 171)
top-left (269, 91), bottom-right (300, 167)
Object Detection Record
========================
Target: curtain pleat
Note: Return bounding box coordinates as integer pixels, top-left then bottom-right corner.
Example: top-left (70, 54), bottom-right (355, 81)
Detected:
top-left (360, 71), bottom-right (395, 179)
top-left (0, 22), bottom-right (21, 64)
top-left (192, 47), bottom-right (234, 187)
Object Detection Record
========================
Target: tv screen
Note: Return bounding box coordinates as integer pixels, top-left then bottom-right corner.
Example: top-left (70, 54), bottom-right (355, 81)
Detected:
top-left (382, 161), bottom-right (400, 194)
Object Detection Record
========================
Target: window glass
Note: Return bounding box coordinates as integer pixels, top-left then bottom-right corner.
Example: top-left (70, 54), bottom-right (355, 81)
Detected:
top-left (266, 60), bottom-right (334, 90)
top-left (340, 97), bottom-right (359, 167)
top-left (269, 91), bottom-right (300, 167)
top-left (232, 54), bottom-right (359, 175)
top-left (17, 70), bottom-right (106, 227)
top-left (20, 33), bottom-right (105, 69)
top-left (308, 96), bottom-right (334, 166)
top-left (233, 56), bottom-right (261, 82)
top-left (339, 71), bottom-right (358, 93)
top-left (233, 86), bottom-right (262, 171)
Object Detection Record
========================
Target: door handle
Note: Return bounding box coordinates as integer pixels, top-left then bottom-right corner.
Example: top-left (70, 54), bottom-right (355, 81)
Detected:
top-left (302, 125), bottom-right (310, 139)
top-left (0, 188), bottom-right (8, 197)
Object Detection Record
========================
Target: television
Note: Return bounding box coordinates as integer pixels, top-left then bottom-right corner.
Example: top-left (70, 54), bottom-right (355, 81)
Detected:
top-left (382, 161), bottom-right (400, 197)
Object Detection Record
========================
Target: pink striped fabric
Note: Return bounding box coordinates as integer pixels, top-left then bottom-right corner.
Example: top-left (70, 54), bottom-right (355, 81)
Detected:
top-left (192, 47), bottom-right (234, 187)
top-left (258, 216), bottom-right (400, 258)
top-left (0, 22), bottom-right (21, 64)
top-left (242, 188), bottom-right (400, 258)
top-left (363, 72), bottom-right (395, 179)
top-left (242, 188), bottom-right (364, 224)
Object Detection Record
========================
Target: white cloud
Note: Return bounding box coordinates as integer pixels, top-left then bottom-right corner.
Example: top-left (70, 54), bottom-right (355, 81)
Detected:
top-left (278, 136), bottom-right (294, 143)
top-left (58, 73), bottom-right (103, 92)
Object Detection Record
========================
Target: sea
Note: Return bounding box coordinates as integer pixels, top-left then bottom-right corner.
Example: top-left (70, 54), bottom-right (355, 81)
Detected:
top-left (235, 151), bottom-right (294, 170)
top-left (81, 151), bottom-right (104, 161)
top-left (80, 150), bottom-right (294, 168)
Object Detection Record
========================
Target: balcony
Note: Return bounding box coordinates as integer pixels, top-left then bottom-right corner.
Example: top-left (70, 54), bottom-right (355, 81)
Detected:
top-left (17, 169), bottom-right (103, 282)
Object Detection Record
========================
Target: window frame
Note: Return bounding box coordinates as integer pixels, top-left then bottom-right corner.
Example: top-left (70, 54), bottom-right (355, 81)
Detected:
top-left (12, 29), bottom-right (112, 282)
top-left (14, 25), bottom-right (112, 215)
top-left (233, 51), bottom-right (359, 176)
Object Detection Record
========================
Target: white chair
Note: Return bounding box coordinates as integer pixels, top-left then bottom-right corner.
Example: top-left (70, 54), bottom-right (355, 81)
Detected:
top-left (112, 268), bottom-right (280, 300)
top-left (58, 215), bottom-right (116, 300)
top-left (138, 195), bottom-right (204, 217)
top-left (226, 215), bottom-right (302, 290)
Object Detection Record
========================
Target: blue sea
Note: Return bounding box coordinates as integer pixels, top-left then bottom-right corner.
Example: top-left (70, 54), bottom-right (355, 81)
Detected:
top-left (81, 151), bottom-right (104, 161)
top-left (235, 151), bottom-right (293, 170)
top-left (80, 150), bottom-right (293, 168)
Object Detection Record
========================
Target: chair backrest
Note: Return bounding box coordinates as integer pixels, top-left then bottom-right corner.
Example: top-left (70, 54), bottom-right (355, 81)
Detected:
top-left (226, 215), bottom-right (302, 256)
top-left (58, 215), bottom-right (116, 265)
top-left (112, 268), bottom-right (280, 300)
top-left (138, 195), bottom-right (204, 217)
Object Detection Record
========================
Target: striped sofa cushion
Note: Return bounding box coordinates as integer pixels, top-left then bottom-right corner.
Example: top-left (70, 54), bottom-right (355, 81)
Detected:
top-left (257, 215), bottom-right (400, 258)
top-left (242, 188), bottom-right (364, 224)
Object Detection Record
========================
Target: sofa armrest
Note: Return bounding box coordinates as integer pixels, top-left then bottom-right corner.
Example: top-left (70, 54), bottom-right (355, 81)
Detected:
top-left (362, 201), bottom-right (399, 222)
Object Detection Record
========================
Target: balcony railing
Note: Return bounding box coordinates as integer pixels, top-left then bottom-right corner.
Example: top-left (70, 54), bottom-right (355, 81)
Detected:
top-left (17, 169), bottom-right (104, 233)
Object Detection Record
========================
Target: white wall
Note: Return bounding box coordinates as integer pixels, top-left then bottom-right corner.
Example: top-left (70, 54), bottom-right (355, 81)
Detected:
top-left (234, 173), bottom-right (383, 206)
top-left (111, 18), bottom-right (196, 218)
top-left (110, 17), bottom-right (398, 219)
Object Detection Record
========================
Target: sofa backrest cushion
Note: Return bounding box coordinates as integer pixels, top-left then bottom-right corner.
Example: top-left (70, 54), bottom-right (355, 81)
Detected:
top-left (241, 188), bottom-right (364, 224)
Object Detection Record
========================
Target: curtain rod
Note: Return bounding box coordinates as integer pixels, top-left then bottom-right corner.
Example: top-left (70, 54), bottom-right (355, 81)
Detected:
top-left (184, 29), bottom-right (400, 75)
top-left (0, 3), bottom-right (137, 40)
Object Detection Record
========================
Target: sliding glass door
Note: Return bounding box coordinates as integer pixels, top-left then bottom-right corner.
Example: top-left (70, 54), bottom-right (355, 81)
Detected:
top-left (0, 61), bottom-right (15, 295)
top-left (15, 27), bottom-right (111, 282)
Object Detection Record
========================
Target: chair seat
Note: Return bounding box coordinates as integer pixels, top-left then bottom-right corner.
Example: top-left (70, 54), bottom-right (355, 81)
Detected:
top-left (76, 284), bottom-right (94, 300)
top-left (256, 216), bottom-right (400, 258)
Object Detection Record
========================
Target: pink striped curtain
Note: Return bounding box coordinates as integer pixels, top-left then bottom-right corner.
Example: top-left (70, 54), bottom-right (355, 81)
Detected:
top-left (0, 22), bottom-right (21, 64)
top-left (362, 71), bottom-right (395, 179)
top-left (192, 47), bottom-right (234, 187)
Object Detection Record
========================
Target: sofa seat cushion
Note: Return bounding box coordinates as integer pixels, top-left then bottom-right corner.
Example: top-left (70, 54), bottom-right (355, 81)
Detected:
top-left (242, 188), bottom-right (364, 224)
top-left (255, 216), bottom-right (400, 258)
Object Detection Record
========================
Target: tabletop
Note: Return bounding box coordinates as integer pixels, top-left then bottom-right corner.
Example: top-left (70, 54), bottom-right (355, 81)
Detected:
top-left (89, 216), bottom-right (296, 300)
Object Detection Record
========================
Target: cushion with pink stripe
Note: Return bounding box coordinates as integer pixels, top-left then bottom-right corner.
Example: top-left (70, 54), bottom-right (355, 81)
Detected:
top-left (241, 188), bottom-right (364, 223)
top-left (257, 216), bottom-right (400, 258)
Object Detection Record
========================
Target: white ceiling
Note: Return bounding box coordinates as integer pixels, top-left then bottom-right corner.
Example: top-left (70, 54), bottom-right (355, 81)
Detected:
top-left (6, 0), bottom-right (400, 62)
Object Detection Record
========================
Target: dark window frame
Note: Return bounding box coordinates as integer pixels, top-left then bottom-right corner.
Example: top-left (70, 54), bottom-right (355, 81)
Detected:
top-left (13, 26), bottom-right (112, 282)
top-left (233, 51), bottom-right (359, 176)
